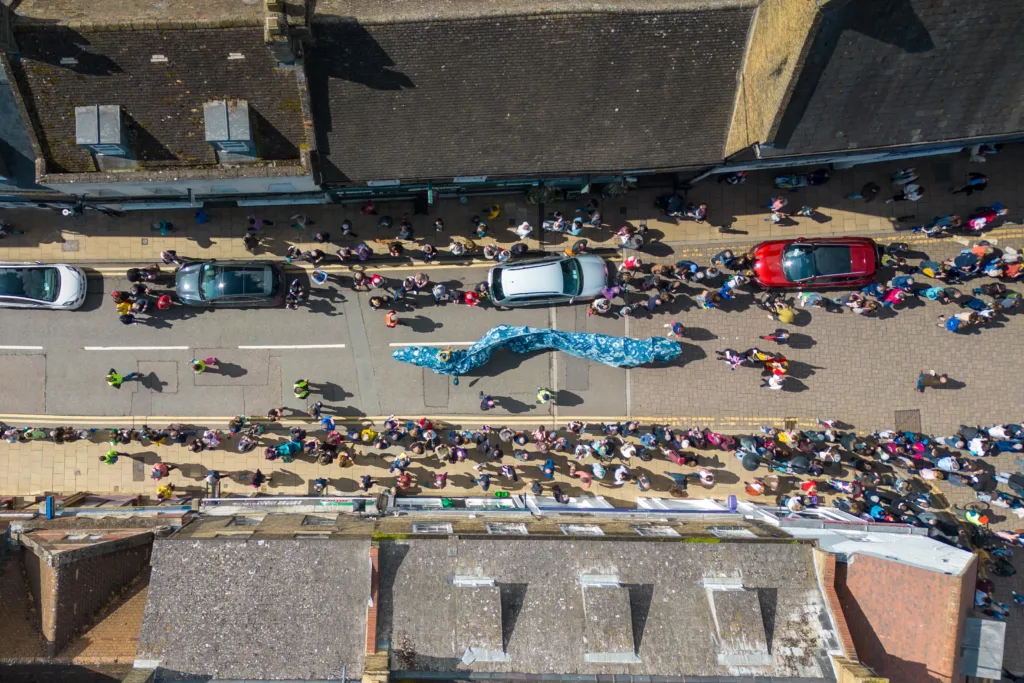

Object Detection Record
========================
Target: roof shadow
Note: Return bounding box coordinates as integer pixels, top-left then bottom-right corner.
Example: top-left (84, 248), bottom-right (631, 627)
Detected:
top-left (307, 19), bottom-right (416, 183)
top-left (626, 583), bottom-right (654, 654)
top-left (771, 0), bottom-right (933, 148)
top-left (498, 582), bottom-right (527, 651)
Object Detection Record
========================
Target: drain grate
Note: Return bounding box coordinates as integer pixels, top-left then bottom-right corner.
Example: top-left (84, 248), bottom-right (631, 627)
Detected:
top-left (894, 409), bottom-right (922, 433)
top-left (132, 458), bottom-right (145, 482)
top-left (61, 240), bottom-right (79, 252)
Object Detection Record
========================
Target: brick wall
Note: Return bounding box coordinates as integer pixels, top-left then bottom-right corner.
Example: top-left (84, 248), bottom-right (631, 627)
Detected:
top-left (366, 545), bottom-right (379, 656)
top-left (815, 549), bottom-right (858, 659)
top-left (49, 545), bottom-right (151, 653)
top-left (834, 554), bottom-right (970, 683)
top-left (21, 546), bottom-right (56, 649)
top-left (22, 540), bottom-right (152, 655)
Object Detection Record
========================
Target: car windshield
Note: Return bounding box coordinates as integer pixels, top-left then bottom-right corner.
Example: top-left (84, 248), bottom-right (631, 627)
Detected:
top-left (491, 268), bottom-right (504, 301)
top-left (560, 258), bottom-right (582, 296)
top-left (199, 264), bottom-right (272, 300)
top-left (0, 267), bottom-right (59, 302)
top-left (781, 245), bottom-right (852, 281)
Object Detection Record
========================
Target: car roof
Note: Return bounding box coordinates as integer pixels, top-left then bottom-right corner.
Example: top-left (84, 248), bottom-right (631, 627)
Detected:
top-left (500, 260), bottom-right (563, 296)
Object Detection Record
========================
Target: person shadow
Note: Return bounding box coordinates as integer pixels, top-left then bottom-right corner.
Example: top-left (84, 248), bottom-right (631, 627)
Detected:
top-left (405, 316), bottom-right (443, 333)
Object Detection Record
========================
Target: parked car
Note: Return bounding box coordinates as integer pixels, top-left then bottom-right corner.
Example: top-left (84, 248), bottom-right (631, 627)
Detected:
top-left (750, 237), bottom-right (878, 289)
top-left (175, 261), bottom-right (286, 307)
top-left (488, 254), bottom-right (608, 307)
top-left (0, 263), bottom-right (87, 309)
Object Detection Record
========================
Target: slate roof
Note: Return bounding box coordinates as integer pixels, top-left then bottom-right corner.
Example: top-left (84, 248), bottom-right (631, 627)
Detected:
top-left (834, 552), bottom-right (977, 683)
top-left (765, 0), bottom-right (1024, 155)
top-left (137, 538), bottom-right (371, 680)
top-left (7, 23), bottom-right (308, 178)
top-left (308, 2), bottom-right (756, 183)
top-left (379, 539), bottom-right (839, 679)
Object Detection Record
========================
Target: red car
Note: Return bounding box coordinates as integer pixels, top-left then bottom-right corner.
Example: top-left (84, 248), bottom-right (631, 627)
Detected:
top-left (750, 237), bottom-right (879, 289)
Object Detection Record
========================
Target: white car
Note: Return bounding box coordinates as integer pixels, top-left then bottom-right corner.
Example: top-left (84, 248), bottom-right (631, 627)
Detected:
top-left (488, 253), bottom-right (608, 307)
top-left (0, 263), bottom-right (88, 309)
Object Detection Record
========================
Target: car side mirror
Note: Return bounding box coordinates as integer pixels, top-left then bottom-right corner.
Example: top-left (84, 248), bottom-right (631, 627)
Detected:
top-left (569, 298), bottom-right (575, 304)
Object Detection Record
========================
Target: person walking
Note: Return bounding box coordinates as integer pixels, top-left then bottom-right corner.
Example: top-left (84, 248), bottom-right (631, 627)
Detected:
top-left (663, 321), bottom-right (685, 338)
top-left (250, 469), bottom-right (271, 488)
top-left (536, 387), bottom-right (554, 404)
top-left (385, 310), bottom-right (400, 328)
top-left (479, 392), bottom-right (496, 411)
top-left (150, 462), bottom-right (178, 480)
top-left (761, 375), bottom-right (787, 390)
top-left (294, 378), bottom-right (311, 399)
top-left (885, 184), bottom-right (924, 203)
top-left (915, 370), bottom-right (949, 393)
top-left (205, 470), bottom-right (228, 487)
top-left (951, 172), bottom-right (989, 196)
top-left (190, 356), bottom-right (216, 374)
top-left (106, 369), bottom-right (139, 388)
top-left (100, 449), bottom-right (121, 465)
top-left (759, 329), bottom-right (791, 345)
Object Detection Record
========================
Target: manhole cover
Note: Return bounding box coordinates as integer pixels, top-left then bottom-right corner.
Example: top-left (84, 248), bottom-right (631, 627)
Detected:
top-left (61, 240), bottom-right (79, 252)
top-left (894, 409), bottom-right (922, 433)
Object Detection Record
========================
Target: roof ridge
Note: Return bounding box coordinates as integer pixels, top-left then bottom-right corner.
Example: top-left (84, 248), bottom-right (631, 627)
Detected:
top-left (15, 18), bottom-right (264, 31)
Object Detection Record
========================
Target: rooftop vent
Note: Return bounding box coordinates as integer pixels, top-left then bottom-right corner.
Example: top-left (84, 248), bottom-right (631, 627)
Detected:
top-left (228, 52), bottom-right (245, 60)
top-left (150, 54), bottom-right (168, 63)
top-left (705, 584), bottom-right (773, 668)
top-left (203, 99), bottom-right (256, 163)
top-left (485, 522), bottom-right (528, 535)
top-left (411, 522), bottom-right (452, 535)
top-left (455, 584), bottom-right (511, 664)
top-left (631, 524), bottom-right (679, 538)
top-left (580, 579), bottom-right (642, 664)
top-left (227, 515), bottom-right (264, 527)
top-left (60, 57), bottom-right (77, 66)
top-left (559, 523), bottom-right (604, 537)
top-left (75, 105), bottom-right (134, 169)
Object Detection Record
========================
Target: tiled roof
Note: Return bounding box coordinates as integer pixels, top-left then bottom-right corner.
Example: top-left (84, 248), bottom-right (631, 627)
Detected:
top-left (766, 0), bottom-right (1024, 155)
top-left (138, 538), bottom-right (371, 680)
top-left (380, 538), bottom-right (840, 678)
top-left (11, 0), bottom-right (264, 25)
top-left (8, 24), bottom-right (307, 176)
top-left (834, 552), bottom-right (977, 683)
top-left (308, 6), bottom-right (754, 183)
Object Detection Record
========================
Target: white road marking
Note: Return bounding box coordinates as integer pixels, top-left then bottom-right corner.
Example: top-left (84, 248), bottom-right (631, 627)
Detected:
top-left (238, 344), bottom-right (347, 349)
top-left (388, 341), bottom-right (475, 347)
top-left (0, 345), bottom-right (44, 350)
top-left (83, 346), bottom-right (189, 351)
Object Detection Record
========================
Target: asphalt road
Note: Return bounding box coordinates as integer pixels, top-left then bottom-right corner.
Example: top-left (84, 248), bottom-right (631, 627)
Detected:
top-left (3, 232), bottom-right (1024, 434)
top-left (0, 263), bottom-right (633, 420)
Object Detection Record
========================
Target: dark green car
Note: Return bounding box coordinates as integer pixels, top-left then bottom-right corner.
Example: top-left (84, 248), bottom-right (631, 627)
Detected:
top-left (175, 261), bottom-right (286, 308)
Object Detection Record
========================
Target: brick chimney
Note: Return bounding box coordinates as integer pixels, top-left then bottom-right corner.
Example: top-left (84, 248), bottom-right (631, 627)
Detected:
top-left (264, 0), bottom-right (295, 66)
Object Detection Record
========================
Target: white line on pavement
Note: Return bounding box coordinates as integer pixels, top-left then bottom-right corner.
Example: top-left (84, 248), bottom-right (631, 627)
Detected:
top-left (238, 344), bottom-right (347, 349)
top-left (0, 345), bottom-right (44, 350)
top-left (83, 346), bottom-right (189, 351)
top-left (388, 341), bottom-right (475, 347)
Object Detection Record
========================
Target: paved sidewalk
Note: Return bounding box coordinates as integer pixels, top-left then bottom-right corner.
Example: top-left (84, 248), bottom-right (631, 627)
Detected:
top-left (0, 147), bottom-right (1019, 264)
top-left (2, 418), bottom-right (1021, 532)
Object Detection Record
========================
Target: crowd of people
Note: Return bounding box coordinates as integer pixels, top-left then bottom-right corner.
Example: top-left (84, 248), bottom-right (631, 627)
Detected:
top-left (7, 414), bottom-right (1024, 553)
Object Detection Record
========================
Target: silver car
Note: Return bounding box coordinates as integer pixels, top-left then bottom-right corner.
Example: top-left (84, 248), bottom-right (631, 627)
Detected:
top-left (488, 254), bottom-right (608, 307)
top-left (0, 263), bottom-right (88, 309)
